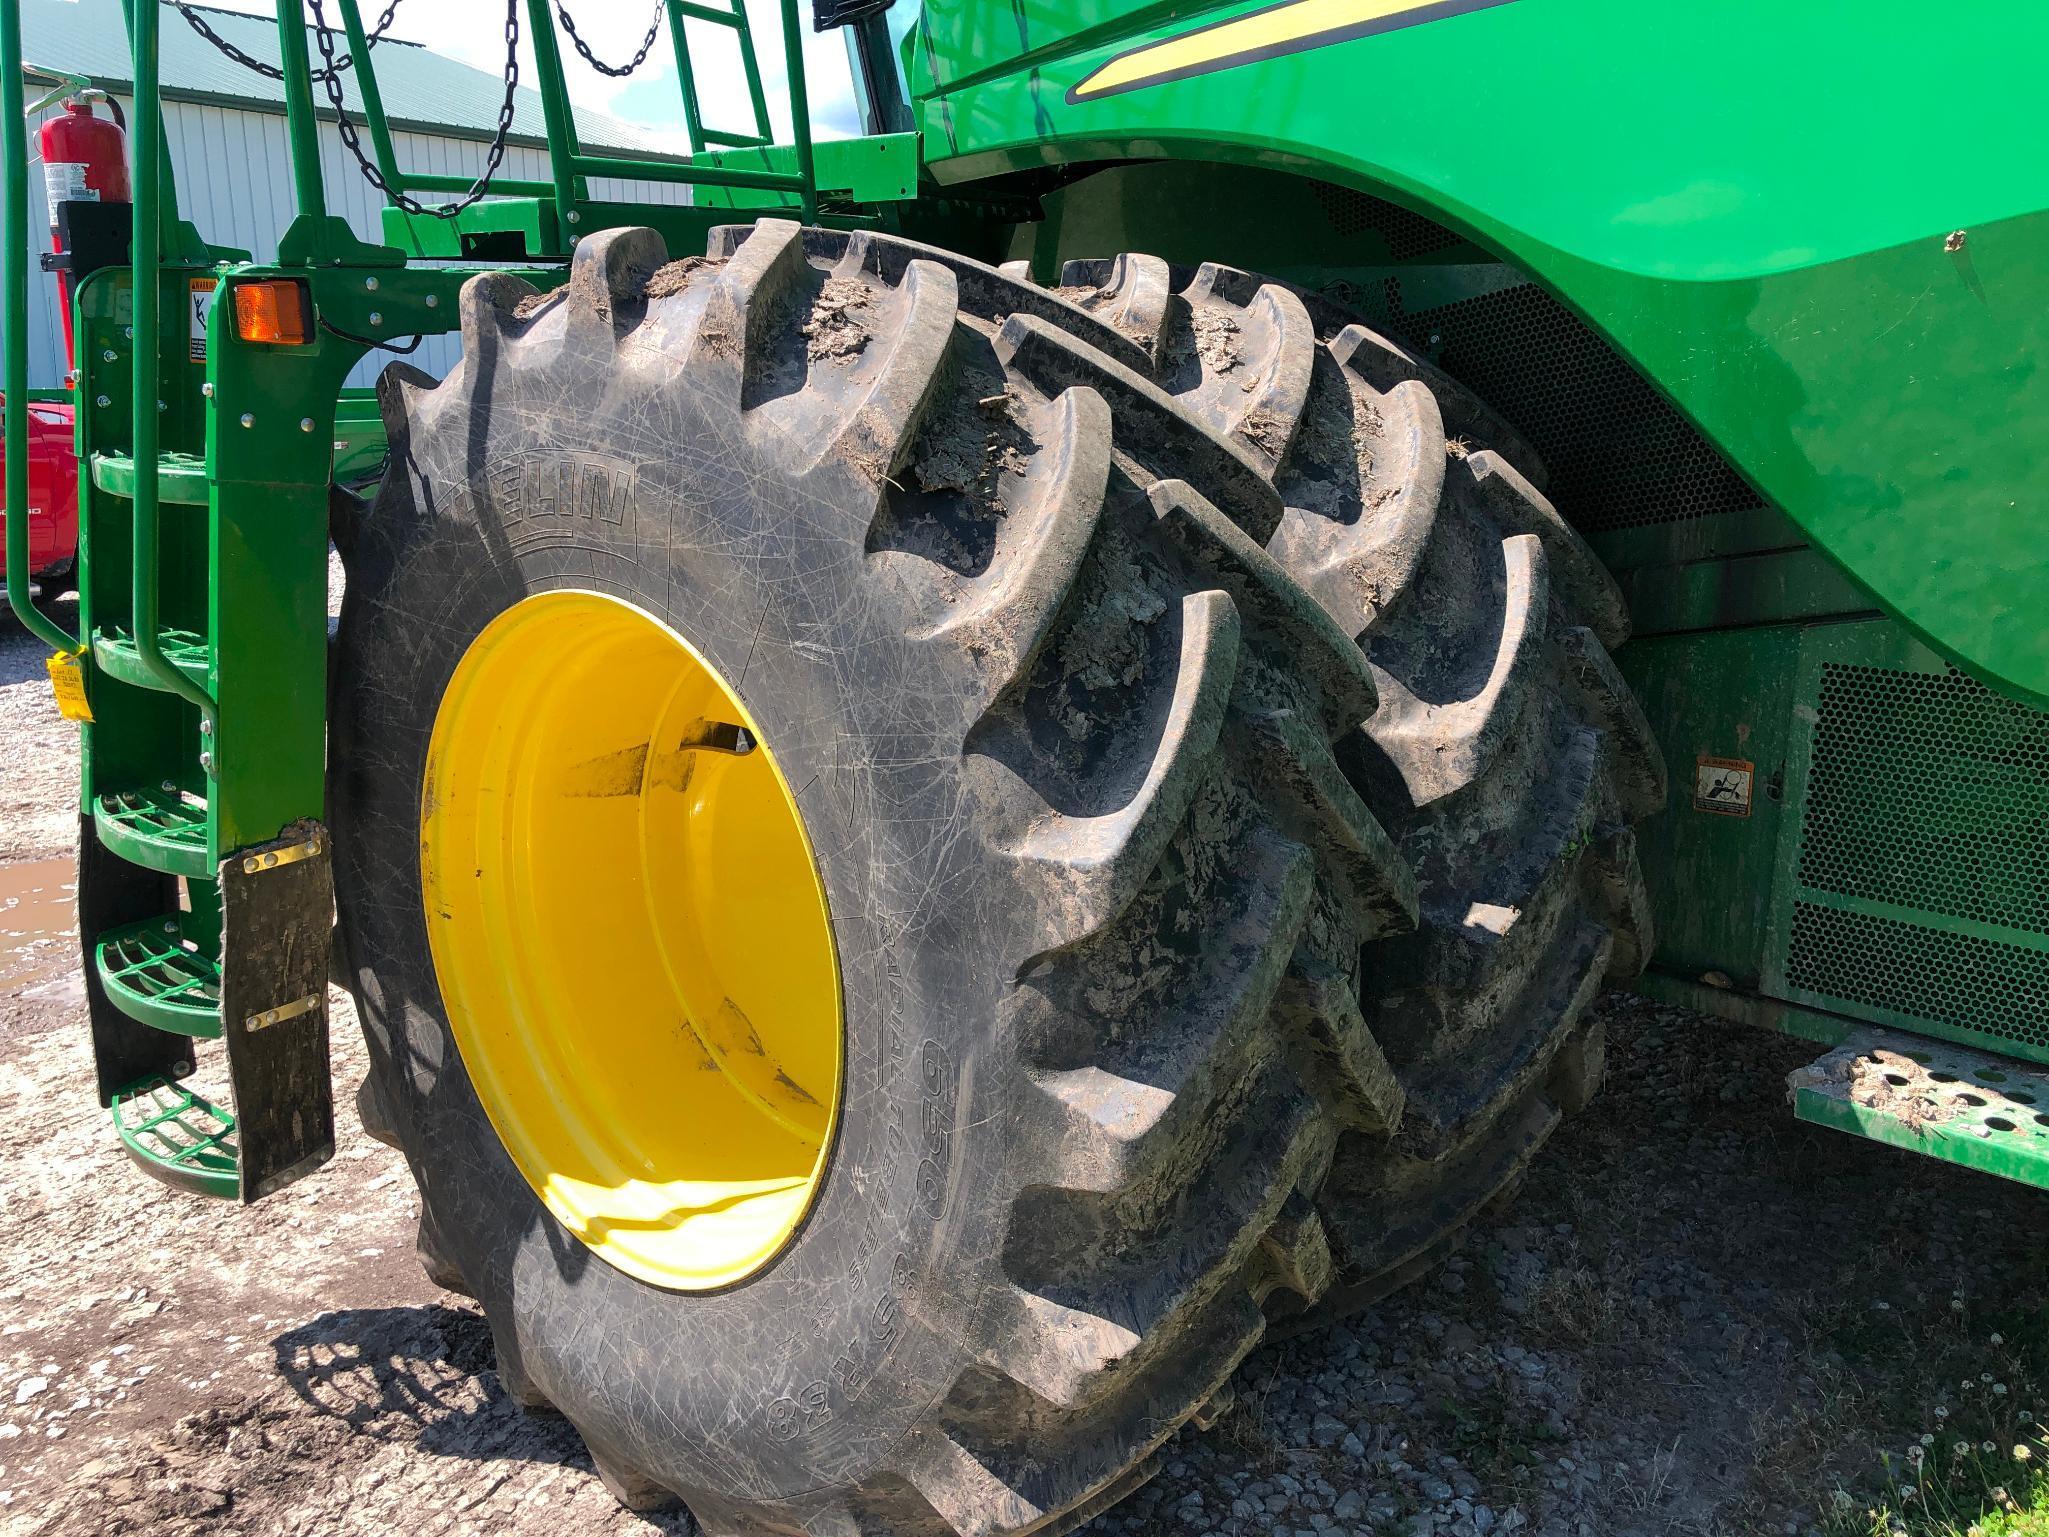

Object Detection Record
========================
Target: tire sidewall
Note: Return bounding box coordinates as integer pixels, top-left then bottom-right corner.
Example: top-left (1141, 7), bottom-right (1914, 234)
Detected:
top-left (333, 383), bottom-right (1008, 1502)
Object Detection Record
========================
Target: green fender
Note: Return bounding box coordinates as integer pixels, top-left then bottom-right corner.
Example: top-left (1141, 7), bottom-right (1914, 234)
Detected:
top-left (906, 0), bottom-right (2049, 705)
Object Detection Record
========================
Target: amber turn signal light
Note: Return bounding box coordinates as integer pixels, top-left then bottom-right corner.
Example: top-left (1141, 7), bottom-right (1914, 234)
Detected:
top-left (232, 280), bottom-right (311, 345)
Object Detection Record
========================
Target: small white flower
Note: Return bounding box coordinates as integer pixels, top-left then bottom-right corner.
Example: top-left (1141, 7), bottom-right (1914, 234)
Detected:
top-left (1991, 1332), bottom-right (2005, 1345)
top-left (1995, 1383), bottom-right (2009, 1396)
top-left (2016, 1445), bottom-right (2033, 1463)
top-left (1922, 1434), bottom-right (1936, 1447)
top-left (1936, 1406), bottom-right (1951, 1419)
top-left (1908, 1445), bottom-right (1926, 1464)
top-left (1984, 1372), bottom-right (1997, 1384)
top-left (1956, 1440), bottom-right (1972, 1455)
top-left (1984, 1440), bottom-right (1999, 1453)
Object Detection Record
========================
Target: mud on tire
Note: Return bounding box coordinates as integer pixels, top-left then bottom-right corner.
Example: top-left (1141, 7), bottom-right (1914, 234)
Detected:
top-left (333, 219), bottom-right (1441, 1534)
top-left (905, 238), bottom-right (1664, 1318)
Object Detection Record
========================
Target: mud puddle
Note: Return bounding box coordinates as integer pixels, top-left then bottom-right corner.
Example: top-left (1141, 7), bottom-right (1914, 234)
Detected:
top-left (0, 856), bottom-right (76, 994)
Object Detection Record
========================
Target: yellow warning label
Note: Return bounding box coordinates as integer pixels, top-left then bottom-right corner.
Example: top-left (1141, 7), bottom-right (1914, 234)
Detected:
top-left (1693, 754), bottom-right (1753, 817)
top-left (45, 649), bottom-right (94, 723)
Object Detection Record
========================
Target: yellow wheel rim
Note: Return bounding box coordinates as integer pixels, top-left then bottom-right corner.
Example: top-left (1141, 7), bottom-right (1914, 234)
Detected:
top-left (420, 590), bottom-right (842, 1291)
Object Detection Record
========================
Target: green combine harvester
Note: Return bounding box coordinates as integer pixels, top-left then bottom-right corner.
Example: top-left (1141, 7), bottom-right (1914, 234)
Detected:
top-left (4, 0), bottom-right (2045, 1527)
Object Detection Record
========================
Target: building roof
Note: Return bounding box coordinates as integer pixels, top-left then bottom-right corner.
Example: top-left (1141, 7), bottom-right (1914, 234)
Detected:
top-left (25, 0), bottom-right (686, 156)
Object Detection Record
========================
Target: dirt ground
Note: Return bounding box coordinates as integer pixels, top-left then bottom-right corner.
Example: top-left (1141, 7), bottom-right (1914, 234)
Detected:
top-left (3, 598), bottom-right (2043, 1537)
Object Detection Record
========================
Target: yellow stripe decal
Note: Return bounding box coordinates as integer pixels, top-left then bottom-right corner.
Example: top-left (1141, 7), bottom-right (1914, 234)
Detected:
top-left (1068, 0), bottom-right (1517, 103)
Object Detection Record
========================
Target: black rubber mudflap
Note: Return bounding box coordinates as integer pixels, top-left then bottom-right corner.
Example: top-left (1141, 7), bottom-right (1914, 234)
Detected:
top-left (78, 813), bottom-right (190, 1106)
top-left (219, 820), bottom-right (336, 1201)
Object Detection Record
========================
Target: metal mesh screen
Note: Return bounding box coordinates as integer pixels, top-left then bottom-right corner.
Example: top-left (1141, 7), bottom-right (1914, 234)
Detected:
top-left (1376, 280), bottom-right (1761, 534)
top-left (1785, 902), bottom-right (2049, 1056)
top-left (1783, 658), bottom-right (2049, 1057)
top-left (1309, 185), bottom-right (1465, 262)
top-left (1803, 662), bottom-right (2049, 933)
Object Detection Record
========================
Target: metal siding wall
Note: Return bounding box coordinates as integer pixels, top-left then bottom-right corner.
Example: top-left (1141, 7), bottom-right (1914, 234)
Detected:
top-left (17, 97), bottom-right (692, 390)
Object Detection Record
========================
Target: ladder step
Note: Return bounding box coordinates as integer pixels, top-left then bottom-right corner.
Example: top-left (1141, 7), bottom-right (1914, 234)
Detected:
top-left (90, 450), bottom-right (209, 505)
top-left (91, 626), bottom-right (209, 692)
top-left (93, 787), bottom-right (211, 878)
top-left (110, 1077), bottom-right (238, 1199)
top-left (94, 913), bottom-right (221, 1037)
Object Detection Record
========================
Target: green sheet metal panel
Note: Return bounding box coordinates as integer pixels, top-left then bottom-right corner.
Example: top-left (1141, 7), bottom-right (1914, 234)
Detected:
top-left (1763, 620), bottom-right (2049, 1064)
top-left (905, 0), bottom-right (2049, 706)
top-left (1618, 623), bottom-right (1806, 991)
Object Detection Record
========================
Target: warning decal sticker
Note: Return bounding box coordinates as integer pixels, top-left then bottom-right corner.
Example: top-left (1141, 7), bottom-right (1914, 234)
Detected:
top-left (1693, 755), bottom-right (1755, 817)
top-left (188, 277), bottom-right (218, 363)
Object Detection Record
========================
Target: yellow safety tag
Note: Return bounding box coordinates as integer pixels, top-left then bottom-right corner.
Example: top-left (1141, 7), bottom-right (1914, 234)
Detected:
top-left (45, 648), bottom-right (94, 723)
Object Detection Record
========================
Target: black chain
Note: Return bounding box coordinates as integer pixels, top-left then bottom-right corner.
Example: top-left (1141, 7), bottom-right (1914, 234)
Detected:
top-left (172, 0), bottom-right (403, 84)
top-left (308, 0), bottom-right (521, 219)
top-left (555, 0), bottom-right (663, 78)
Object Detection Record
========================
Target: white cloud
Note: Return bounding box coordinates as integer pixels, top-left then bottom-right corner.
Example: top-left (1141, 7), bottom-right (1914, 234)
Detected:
top-left (203, 0), bottom-right (860, 149)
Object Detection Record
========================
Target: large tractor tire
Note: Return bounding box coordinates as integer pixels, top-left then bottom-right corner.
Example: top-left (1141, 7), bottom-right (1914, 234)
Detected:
top-left (1026, 249), bottom-right (1667, 1315)
top-left (332, 219), bottom-right (1661, 1534)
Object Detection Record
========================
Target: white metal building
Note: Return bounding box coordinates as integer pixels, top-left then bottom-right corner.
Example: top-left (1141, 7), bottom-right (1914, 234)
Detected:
top-left (17, 0), bottom-right (696, 388)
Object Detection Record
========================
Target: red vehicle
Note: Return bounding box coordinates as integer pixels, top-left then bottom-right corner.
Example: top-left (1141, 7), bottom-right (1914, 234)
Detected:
top-left (3, 77), bottom-right (125, 610)
top-left (0, 395), bottom-right (78, 600)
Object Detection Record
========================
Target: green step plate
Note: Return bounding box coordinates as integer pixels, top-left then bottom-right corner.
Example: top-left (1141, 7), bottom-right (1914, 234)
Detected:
top-left (91, 626), bottom-right (209, 693)
top-left (94, 912), bottom-right (221, 1037)
top-left (1790, 1027), bottom-right (2049, 1190)
top-left (92, 787), bottom-right (212, 878)
top-left (89, 450), bottom-right (209, 505)
top-left (110, 1077), bottom-right (238, 1199)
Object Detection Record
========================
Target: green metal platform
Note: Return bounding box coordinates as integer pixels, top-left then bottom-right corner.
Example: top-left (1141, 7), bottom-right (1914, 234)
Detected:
top-left (1790, 1027), bottom-right (2049, 1190)
top-left (91, 788), bottom-right (212, 879)
top-left (90, 450), bottom-right (208, 505)
top-left (94, 914), bottom-right (222, 1036)
top-left (111, 1078), bottom-right (239, 1199)
top-left (91, 626), bottom-right (209, 691)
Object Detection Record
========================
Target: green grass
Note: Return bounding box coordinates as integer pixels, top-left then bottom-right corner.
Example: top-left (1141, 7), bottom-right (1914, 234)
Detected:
top-left (1975, 1483), bottom-right (2049, 1537)
top-left (1817, 1300), bottom-right (2049, 1537)
top-left (1823, 1449), bottom-right (2049, 1537)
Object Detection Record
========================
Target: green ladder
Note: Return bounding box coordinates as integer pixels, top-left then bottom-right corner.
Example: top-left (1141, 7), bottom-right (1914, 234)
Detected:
top-left (2, 0), bottom-right (824, 1201)
top-left (4, 0), bottom-right (338, 1201)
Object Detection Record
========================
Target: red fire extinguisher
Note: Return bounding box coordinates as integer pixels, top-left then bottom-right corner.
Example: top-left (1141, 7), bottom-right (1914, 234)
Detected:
top-left (39, 96), bottom-right (129, 366)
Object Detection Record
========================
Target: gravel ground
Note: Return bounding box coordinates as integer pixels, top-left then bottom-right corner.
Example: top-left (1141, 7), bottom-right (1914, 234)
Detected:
top-left (3, 597), bottom-right (2044, 1537)
top-left (0, 607), bottom-right (80, 866)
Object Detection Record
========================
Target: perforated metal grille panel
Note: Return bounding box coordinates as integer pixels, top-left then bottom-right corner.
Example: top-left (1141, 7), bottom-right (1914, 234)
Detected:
top-left (1786, 902), bottom-right (2049, 1056)
top-left (1779, 649), bottom-right (2049, 1062)
top-left (1378, 281), bottom-right (1761, 534)
top-left (1309, 185), bottom-right (1464, 262)
top-left (1803, 663), bottom-right (2049, 933)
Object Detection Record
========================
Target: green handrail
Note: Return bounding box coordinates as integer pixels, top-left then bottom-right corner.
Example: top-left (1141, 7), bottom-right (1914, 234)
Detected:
top-left (128, 0), bottom-right (215, 720)
top-left (776, 0), bottom-right (816, 225)
top-left (524, 0), bottom-right (586, 223)
top-left (568, 152), bottom-right (808, 194)
top-left (274, 0), bottom-right (328, 219)
top-left (1, 9), bottom-right (77, 652)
